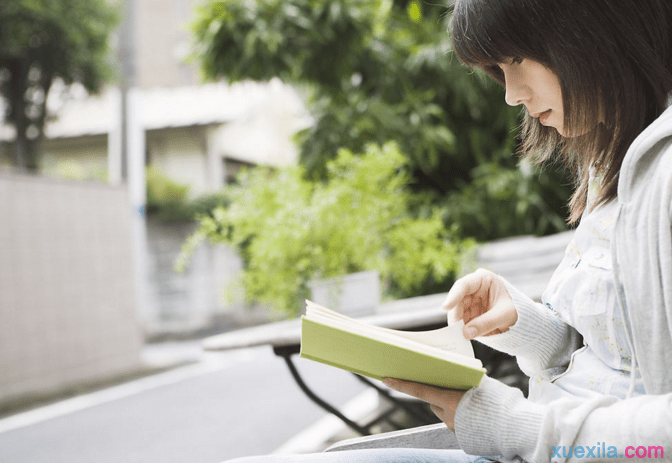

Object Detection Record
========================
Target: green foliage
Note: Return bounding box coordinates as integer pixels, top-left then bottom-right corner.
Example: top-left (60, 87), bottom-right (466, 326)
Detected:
top-left (444, 161), bottom-right (571, 241)
top-left (187, 0), bottom-right (572, 312)
top-left (146, 167), bottom-right (229, 222)
top-left (0, 0), bottom-right (119, 169)
top-left (146, 167), bottom-right (191, 221)
top-left (51, 159), bottom-right (108, 182)
top-left (191, 0), bottom-right (488, 189)
top-left (192, 0), bottom-right (375, 91)
top-left (191, 0), bottom-right (572, 241)
top-left (176, 143), bottom-right (473, 315)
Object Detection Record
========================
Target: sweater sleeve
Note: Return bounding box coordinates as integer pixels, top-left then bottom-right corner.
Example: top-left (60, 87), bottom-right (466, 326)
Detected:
top-left (454, 376), bottom-right (672, 462)
top-left (474, 278), bottom-right (583, 377)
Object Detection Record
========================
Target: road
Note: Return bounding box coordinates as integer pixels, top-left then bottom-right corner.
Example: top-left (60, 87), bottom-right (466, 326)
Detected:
top-left (0, 344), bottom-right (369, 463)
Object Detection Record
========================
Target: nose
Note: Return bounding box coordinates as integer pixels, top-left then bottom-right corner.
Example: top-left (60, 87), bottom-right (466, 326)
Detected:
top-left (504, 75), bottom-right (530, 107)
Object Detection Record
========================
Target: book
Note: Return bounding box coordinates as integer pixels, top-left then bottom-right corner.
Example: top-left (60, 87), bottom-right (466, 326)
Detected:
top-left (300, 300), bottom-right (486, 390)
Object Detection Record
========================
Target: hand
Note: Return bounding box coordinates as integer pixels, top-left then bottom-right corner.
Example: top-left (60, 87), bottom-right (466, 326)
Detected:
top-left (382, 378), bottom-right (466, 431)
top-left (442, 268), bottom-right (517, 339)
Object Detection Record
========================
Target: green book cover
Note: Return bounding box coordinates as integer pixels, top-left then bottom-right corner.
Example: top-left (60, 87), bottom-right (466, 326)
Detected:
top-left (300, 301), bottom-right (486, 390)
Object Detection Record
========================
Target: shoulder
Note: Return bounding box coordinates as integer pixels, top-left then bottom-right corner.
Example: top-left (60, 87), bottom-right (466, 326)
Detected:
top-left (618, 107), bottom-right (672, 213)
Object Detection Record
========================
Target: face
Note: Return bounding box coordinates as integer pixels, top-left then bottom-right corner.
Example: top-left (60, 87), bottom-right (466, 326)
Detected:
top-left (499, 58), bottom-right (565, 136)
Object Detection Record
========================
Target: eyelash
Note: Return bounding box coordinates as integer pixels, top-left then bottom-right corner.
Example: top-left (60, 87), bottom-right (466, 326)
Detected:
top-left (485, 56), bottom-right (522, 82)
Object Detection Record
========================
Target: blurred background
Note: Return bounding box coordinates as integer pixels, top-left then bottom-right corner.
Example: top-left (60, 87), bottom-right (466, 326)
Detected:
top-left (0, 0), bottom-right (572, 461)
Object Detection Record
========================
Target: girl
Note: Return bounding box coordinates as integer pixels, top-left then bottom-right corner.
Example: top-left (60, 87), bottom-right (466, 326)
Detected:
top-left (229, 0), bottom-right (672, 461)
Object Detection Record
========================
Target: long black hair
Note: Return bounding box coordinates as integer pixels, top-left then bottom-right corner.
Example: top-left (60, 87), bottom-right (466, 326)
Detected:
top-left (450, 0), bottom-right (672, 222)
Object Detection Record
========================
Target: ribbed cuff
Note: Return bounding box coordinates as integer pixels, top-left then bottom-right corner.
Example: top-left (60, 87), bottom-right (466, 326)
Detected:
top-left (455, 376), bottom-right (545, 461)
top-left (477, 279), bottom-right (570, 371)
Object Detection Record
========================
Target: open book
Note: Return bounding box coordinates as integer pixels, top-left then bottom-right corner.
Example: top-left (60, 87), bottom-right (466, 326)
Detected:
top-left (300, 301), bottom-right (486, 390)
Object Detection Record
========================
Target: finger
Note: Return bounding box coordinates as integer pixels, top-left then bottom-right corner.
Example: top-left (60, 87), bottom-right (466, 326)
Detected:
top-left (442, 275), bottom-right (475, 313)
top-left (464, 296), bottom-right (516, 338)
top-left (442, 270), bottom-right (490, 314)
top-left (446, 295), bottom-right (470, 325)
top-left (462, 296), bottom-right (477, 324)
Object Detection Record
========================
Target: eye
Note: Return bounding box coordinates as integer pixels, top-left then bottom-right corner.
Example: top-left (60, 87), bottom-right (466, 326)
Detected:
top-left (485, 65), bottom-right (505, 84)
top-left (511, 56), bottom-right (523, 65)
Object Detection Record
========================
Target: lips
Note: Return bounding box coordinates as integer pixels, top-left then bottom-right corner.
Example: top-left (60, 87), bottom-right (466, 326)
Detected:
top-left (531, 109), bottom-right (552, 125)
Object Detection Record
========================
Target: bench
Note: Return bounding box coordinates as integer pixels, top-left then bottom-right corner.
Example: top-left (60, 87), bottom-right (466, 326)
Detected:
top-left (204, 292), bottom-right (452, 435)
top-left (203, 230), bottom-right (575, 444)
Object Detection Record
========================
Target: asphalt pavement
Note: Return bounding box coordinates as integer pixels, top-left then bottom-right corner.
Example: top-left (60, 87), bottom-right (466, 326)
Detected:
top-left (0, 341), bottom-right (371, 463)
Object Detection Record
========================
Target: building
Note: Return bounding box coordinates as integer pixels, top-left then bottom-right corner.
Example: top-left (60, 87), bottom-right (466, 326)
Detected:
top-left (4, 79), bottom-right (311, 194)
top-left (0, 0), bottom-right (313, 357)
top-left (0, 0), bottom-right (312, 191)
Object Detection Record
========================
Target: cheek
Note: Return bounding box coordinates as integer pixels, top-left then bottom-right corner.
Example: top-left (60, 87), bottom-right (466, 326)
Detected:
top-left (549, 106), bottom-right (565, 134)
top-left (536, 68), bottom-right (563, 106)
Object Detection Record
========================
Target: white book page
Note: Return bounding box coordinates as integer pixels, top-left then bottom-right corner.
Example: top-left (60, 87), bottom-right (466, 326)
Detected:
top-left (388, 321), bottom-right (474, 358)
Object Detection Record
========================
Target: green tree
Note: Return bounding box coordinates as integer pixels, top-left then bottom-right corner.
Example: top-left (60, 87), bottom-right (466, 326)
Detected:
top-left (191, 0), bottom-right (572, 240)
top-left (0, 0), bottom-right (118, 170)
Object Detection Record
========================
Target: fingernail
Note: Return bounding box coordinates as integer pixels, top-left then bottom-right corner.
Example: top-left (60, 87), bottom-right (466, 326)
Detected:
top-left (466, 326), bottom-right (477, 339)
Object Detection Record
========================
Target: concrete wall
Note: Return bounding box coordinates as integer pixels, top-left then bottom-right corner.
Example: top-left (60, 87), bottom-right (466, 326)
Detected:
top-left (140, 219), bottom-right (281, 340)
top-left (0, 173), bottom-right (143, 404)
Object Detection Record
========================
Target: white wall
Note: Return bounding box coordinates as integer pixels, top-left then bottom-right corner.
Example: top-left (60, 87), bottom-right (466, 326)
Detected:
top-left (0, 173), bottom-right (143, 404)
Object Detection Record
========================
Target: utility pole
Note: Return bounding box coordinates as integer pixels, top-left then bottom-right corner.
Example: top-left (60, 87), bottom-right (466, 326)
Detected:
top-left (116, 0), bottom-right (150, 329)
top-left (119, 0), bottom-right (145, 217)
top-left (118, 0), bottom-right (136, 183)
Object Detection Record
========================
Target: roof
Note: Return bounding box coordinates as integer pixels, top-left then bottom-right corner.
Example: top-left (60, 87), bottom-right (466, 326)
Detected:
top-left (0, 78), bottom-right (310, 140)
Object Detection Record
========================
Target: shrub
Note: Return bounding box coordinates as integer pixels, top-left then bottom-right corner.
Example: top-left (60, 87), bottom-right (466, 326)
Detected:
top-left (176, 142), bottom-right (473, 316)
top-left (146, 167), bottom-right (229, 222)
